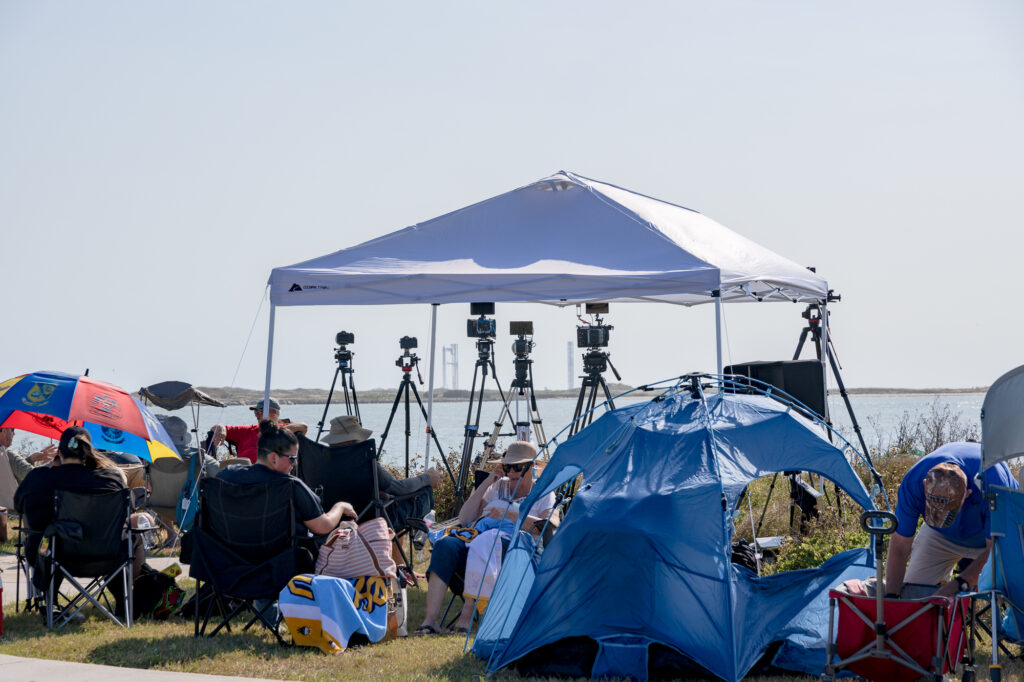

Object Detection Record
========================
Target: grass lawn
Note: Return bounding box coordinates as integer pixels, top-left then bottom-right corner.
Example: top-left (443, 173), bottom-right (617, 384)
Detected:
top-left (2, 582), bottom-right (1020, 681)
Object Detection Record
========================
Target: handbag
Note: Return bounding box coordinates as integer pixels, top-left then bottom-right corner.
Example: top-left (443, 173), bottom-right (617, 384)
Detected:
top-left (315, 517), bottom-right (397, 579)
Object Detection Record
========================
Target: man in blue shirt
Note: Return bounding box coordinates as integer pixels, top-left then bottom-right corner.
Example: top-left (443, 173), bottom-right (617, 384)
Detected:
top-left (884, 441), bottom-right (1018, 598)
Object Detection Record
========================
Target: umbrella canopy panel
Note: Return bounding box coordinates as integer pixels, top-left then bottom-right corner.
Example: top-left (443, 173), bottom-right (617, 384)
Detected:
top-left (0, 371), bottom-right (181, 462)
top-left (140, 380), bottom-right (226, 411)
top-left (268, 171), bottom-right (828, 307)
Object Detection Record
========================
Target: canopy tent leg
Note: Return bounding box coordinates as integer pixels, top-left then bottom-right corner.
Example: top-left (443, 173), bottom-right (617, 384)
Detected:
top-left (424, 304), bottom-right (439, 469)
top-left (263, 303), bottom-right (276, 410)
top-left (820, 302), bottom-right (831, 423)
top-left (714, 291), bottom-right (723, 376)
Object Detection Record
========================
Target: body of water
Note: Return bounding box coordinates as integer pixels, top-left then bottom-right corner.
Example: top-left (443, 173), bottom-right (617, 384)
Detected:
top-left (12, 392), bottom-right (984, 471)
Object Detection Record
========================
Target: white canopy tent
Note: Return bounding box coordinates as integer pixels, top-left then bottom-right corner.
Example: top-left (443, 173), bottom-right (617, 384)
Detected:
top-left (265, 171), bottom-right (831, 466)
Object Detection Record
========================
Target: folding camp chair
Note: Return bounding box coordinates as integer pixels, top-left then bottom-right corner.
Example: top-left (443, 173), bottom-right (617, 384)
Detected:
top-left (295, 434), bottom-right (424, 585)
top-left (42, 488), bottom-right (135, 630)
top-left (147, 455), bottom-right (190, 543)
top-left (968, 485), bottom-right (1024, 681)
top-left (189, 477), bottom-right (313, 645)
top-left (824, 511), bottom-right (971, 682)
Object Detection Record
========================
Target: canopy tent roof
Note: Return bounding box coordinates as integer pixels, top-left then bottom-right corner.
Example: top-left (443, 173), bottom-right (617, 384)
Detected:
top-left (268, 171), bottom-right (828, 307)
top-left (475, 389), bottom-right (875, 681)
top-left (982, 363), bottom-right (1024, 471)
top-left (139, 381), bottom-right (226, 411)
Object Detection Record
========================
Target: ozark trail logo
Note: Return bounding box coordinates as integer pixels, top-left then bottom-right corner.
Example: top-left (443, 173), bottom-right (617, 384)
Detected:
top-left (288, 283), bottom-right (328, 292)
top-left (289, 283), bottom-right (303, 292)
top-left (88, 393), bottom-right (122, 421)
top-left (22, 382), bottom-right (58, 408)
top-left (101, 426), bottom-right (125, 444)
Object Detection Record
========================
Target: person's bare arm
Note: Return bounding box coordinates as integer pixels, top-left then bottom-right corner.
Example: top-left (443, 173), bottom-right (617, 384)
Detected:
top-left (934, 539), bottom-right (992, 597)
top-left (458, 469), bottom-right (499, 526)
top-left (284, 422), bottom-right (308, 436)
top-left (884, 532), bottom-right (914, 596)
top-left (303, 500), bottom-right (357, 536)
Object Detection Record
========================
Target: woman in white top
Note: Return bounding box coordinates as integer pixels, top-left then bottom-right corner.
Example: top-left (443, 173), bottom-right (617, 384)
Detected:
top-left (415, 441), bottom-right (554, 635)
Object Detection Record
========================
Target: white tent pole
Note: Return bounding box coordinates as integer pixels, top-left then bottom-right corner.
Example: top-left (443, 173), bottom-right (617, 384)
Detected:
top-left (263, 304), bottom-right (276, 410)
top-left (820, 301), bottom-right (831, 422)
top-left (714, 291), bottom-right (723, 376)
top-left (424, 303), bottom-right (439, 469)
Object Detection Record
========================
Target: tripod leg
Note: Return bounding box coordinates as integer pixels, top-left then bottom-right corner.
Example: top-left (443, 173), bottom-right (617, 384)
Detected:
top-left (315, 367), bottom-right (342, 442)
top-left (527, 364), bottom-right (546, 447)
top-left (792, 328), bottom-right (810, 361)
top-left (408, 382), bottom-right (458, 489)
top-left (481, 389), bottom-right (515, 463)
top-left (598, 375), bottom-right (616, 410)
top-left (755, 472), bottom-right (779, 537)
top-left (347, 372), bottom-right (361, 423)
top-left (378, 379), bottom-right (407, 456)
top-left (569, 377), bottom-right (590, 437)
top-left (404, 377), bottom-right (412, 478)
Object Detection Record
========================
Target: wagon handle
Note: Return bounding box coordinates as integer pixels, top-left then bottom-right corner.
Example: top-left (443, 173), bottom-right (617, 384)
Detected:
top-left (860, 510), bottom-right (898, 536)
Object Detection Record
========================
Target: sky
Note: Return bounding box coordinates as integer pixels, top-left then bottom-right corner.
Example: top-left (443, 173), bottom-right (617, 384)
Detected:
top-left (1, 1), bottom-right (1022, 396)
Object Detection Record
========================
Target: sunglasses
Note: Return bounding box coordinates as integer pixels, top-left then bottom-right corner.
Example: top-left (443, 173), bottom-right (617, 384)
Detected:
top-left (503, 462), bottom-right (530, 473)
top-left (278, 452), bottom-right (298, 462)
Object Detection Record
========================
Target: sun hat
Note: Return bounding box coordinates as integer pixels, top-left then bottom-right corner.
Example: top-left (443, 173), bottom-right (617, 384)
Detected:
top-left (58, 426), bottom-right (92, 458)
top-left (923, 462), bottom-right (968, 529)
top-left (156, 414), bottom-right (191, 450)
top-left (321, 415), bottom-right (373, 446)
top-left (489, 441), bottom-right (538, 466)
top-left (250, 397), bottom-right (281, 412)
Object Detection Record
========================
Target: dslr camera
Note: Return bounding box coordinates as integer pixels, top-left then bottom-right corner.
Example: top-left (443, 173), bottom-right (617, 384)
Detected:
top-left (467, 302), bottom-right (497, 338)
top-left (399, 336), bottom-right (418, 350)
top-left (335, 330), bottom-right (355, 346)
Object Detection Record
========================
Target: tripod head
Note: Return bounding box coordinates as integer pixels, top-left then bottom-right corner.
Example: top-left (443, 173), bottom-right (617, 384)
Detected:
top-left (582, 349), bottom-right (621, 381)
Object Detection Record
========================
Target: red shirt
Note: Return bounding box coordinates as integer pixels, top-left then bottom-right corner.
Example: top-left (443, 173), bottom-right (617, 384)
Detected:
top-left (225, 424), bottom-right (260, 463)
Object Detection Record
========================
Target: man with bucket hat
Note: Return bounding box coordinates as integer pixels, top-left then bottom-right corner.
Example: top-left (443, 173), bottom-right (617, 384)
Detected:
top-left (210, 397), bottom-right (307, 464)
top-left (885, 441), bottom-right (1018, 599)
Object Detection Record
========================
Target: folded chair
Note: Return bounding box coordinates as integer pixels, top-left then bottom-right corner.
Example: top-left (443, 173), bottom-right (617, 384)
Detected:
top-left (189, 477), bottom-right (312, 644)
top-left (42, 488), bottom-right (135, 629)
top-left (295, 435), bottom-right (423, 583)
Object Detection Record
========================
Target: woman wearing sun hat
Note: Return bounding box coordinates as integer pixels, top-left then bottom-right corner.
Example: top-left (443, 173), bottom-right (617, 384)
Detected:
top-left (414, 441), bottom-right (555, 636)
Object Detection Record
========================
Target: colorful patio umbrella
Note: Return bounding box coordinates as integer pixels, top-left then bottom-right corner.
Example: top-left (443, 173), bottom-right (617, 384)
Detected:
top-left (0, 370), bottom-right (181, 462)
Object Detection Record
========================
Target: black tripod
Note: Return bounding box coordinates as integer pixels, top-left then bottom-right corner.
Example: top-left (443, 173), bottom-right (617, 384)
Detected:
top-left (749, 301), bottom-right (882, 537)
top-left (456, 337), bottom-right (508, 506)
top-left (378, 346), bottom-right (458, 489)
top-left (480, 334), bottom-right (547, 462)
top-left (568, 347), bottom-right (620, 437)
top-left (314, 339), bottom-right (360, 442)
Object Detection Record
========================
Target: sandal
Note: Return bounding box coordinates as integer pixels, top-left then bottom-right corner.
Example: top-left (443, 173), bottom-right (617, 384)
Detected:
top-left (413, 624), bottom-right (441, 636)
top-left (449, 626), bottom-right (470, 635)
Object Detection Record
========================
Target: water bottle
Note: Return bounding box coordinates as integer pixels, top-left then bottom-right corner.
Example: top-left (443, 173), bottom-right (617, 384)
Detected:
top-left (137, 514), bottom-right (159, 551)
top-left (497, 476), bottom-right (512, 501)
top-left (413, 509), bottom-right (435, 558)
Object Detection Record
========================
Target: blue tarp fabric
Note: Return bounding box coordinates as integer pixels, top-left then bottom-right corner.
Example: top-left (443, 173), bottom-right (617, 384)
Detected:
top-left (475, 391), bottom-right (875, 681)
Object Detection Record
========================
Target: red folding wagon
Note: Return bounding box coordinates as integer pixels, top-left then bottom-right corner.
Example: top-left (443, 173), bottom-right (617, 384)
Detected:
top-left (823, 511), bottom-right (973, 682)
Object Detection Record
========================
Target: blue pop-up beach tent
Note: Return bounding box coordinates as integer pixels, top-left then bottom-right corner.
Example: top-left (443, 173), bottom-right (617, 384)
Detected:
top-left (474, 387), bottom-right (878, 681)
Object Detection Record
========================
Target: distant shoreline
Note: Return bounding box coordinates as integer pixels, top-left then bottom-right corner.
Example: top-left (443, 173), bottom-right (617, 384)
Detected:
top-left (175, 384), bottom-right (988, 406)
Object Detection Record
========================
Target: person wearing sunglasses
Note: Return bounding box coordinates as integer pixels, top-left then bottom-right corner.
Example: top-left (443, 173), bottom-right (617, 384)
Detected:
top-left (216, 420), bottom-right (356, 537)
top-left (415, 441), bottom-right (555, 636)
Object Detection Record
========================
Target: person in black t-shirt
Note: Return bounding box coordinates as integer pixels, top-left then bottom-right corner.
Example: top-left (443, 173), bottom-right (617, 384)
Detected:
top-left (216, 420), bottom-right (356, 536)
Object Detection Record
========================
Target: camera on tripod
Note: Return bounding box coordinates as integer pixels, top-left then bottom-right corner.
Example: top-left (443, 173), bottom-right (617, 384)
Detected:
top-left (335, 331), bottom-right (355, 346)
top-left (467, 302), bottom-right (497, 338)
top-left (576, 302), bottom-right (613, 348)
top-left (396, 336), bottom-right (419, 370)
top-left (333, 331), bottom-right (355, 366)
top-left (400, 336), bottom-right (418, 350)
top-left (510, 321), bottom-right (534, 356)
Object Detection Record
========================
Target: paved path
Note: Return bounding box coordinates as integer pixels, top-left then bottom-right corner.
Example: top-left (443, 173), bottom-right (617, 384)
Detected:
top-left (0, 654), bottom-right (284, 681)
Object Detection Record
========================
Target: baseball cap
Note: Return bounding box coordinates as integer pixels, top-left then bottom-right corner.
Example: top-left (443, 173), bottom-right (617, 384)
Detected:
top-left (923, 462), bottom-right (968, 529)
top-left (250, 397), bottom-right (281, 412)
